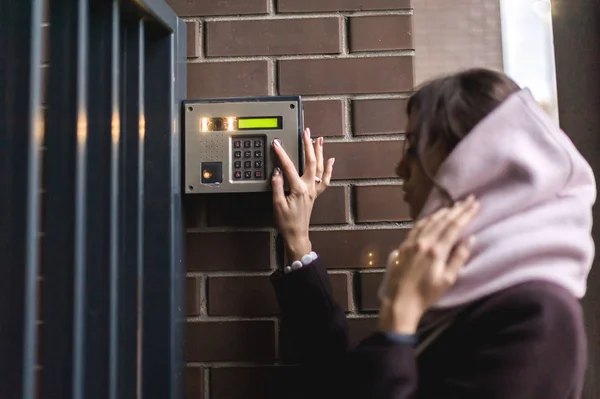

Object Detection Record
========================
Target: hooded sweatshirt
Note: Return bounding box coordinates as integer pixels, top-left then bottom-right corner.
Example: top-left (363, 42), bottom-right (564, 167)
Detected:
top-left (380, 88), bottom-right (596, 309)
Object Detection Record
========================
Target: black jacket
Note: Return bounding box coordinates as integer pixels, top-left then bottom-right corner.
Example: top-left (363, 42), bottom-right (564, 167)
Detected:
top-left (271, 258), bottom-right (586, 399)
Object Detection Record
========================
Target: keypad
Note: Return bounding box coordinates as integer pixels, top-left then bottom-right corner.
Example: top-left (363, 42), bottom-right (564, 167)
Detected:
top-left (232, 137), bottom-right (266, 180)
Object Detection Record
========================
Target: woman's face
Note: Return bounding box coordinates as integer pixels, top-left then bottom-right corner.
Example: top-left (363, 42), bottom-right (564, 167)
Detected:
top-left (395, 113), bottom-right (450, 219)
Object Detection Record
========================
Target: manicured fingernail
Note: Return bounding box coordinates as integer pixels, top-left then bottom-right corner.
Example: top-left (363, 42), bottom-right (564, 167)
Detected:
top-left (273, 167), bottom-right (281, 176)
top-left (319, 137), bottom-right (323, 146)
top-left (331, 158), bottom-right (335, 165)
top-left (306, 128), bottom-right (311, 138)
top-left (272, 139), bottom-right (281, 147)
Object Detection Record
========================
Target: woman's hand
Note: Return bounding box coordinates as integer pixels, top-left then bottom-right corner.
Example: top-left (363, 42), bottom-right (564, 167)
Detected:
top-left (271, 128), bottom-right (335, 261)
top-left (378, 196), bottom-right (480, 334)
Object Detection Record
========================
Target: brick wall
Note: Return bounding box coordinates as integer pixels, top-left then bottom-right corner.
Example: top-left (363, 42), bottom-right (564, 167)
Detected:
top-left (168, 0), bottom-right (415, 397)
top-left (413, 0), bottom-right (503, 84)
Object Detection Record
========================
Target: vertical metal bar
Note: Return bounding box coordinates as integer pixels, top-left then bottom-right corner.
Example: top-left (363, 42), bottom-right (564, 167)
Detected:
top-left (80, 0), bottom-right (120, 397)
top-left (136, 20), bottom-right (146, 399)
top-left (141, 19), bottom-right (186, 399)
top-left (0, 0), bottom-right (44, 397)
top-left (40, 0), bottom-right (88, 397)
top-left (172, 19), bottom-right (188, 399)
top-left (112, 12), bottom-right (143, 399)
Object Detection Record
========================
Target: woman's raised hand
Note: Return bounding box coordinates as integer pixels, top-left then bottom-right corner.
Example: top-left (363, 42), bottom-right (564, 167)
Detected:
top-left (271, 128), bottom-right (335, 261)
top-left (378, 196), bottom-right (480, 334)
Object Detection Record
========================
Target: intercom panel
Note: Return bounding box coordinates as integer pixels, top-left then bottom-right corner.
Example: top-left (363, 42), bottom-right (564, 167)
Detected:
top-left (183, 96), bottom-right (304, 194)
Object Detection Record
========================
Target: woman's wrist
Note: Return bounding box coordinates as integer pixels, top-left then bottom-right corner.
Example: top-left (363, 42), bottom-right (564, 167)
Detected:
top-left (284, 235), bottom-right (312, 262)
top-left (378, 298), bottom-right (424, 335)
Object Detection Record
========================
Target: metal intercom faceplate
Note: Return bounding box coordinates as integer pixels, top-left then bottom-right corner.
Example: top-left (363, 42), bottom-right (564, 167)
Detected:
top-left (183, 96), bottom-right (304, 194)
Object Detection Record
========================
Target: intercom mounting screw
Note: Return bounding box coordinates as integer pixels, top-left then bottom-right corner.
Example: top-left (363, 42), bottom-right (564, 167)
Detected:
top-left (188, 185), bottom-right (193, 191)
top-left (187, 106), bottom-right (193, 112)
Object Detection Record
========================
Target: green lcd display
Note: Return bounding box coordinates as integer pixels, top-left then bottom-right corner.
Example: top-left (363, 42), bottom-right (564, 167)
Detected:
top-left (238, 117), bottom-right (281, 130)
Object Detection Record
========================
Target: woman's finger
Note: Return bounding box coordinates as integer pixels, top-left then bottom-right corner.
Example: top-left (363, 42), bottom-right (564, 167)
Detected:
top-left (315, 137), bottom-right (324, 178)
top-left (272, 139), bottom-right (304, 189)
top-left (271, 167), bottom-right (287, 210)
top-left (317, 157), bottom-right (335, 196)
top-left (302, 128), bottom-right (317, 179)
top-left (420, 196), bottom-right (476, 243)
top-left (435, 200), bottom-right (479, 251)
top-left (408, 207), bottom-right (451, 243)
top-left (444, 236), bottom-right (476, 284)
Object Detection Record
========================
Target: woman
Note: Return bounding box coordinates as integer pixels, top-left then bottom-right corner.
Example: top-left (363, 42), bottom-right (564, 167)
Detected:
top-left (269, 68), bottom-right (596, 399)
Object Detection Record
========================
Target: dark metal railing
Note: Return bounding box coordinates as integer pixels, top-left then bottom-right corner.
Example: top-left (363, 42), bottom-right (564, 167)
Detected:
top-left (0, 0), bottom-right (187, 398)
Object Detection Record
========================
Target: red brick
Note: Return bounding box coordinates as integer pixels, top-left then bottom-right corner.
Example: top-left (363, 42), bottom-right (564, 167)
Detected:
top-left (187, 321), bottom-right (277, 362)
top-left (353, 98), bottom-right (409, 136)
top-left (204, 186), bottom-right (348, 227)
top-left (186, 22), bottom-right (200, 58)
top-left (186, 367), bottom-right (206, 399)
top-left (183, 196), bottom-right (201, 228)
top-left (303, 100), bottom-right (345, 137)
top-left (278, 57), bottom-right (414, 95)
top-left (358, 272), bottom-right (384, 311)
top-left (349, 15), bottom-right (414, 52)
top-left (277, 0), bottom-right (412, 13)
top-left (348, 317), bottom-right (379, 346)
top-left (207, 273), bottom-right (350, 316)
top-left (311, 186), bottom-right (349, 225)
top-left (187, 277), bottom-right (201, 316)
top-left (166, 0), bottom-right (268, 16)
top-left (206, 18), bottom-right (342, 57)
top-left (354, 185), bottom-right (411, 222)
top-left (324, 140), bottom-right (404, 179)
top-left (206, 192), bottom-right (273, 228)
top-left (310, 229), bottom-right (407, 269)
top-left (211, 366), bottom-right (298, 399)
top-left (186, 232), bottom-right (273, 271)
top-left (187, 61), bottom-right (269, 99)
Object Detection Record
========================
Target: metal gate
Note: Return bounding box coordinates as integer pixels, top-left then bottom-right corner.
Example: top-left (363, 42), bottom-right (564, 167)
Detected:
top-left (0, 0), bottom-right (187, 397)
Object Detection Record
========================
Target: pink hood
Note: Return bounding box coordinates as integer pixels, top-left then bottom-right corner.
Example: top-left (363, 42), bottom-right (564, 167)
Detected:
top-left (385, 88), bottom-right (596, 309)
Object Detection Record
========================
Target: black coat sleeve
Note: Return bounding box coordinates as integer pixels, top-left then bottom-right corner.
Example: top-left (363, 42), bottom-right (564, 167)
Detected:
top-left (270, 258), bottom-right (350, 365)
top-left (270, 259), bottom-right (419, 399)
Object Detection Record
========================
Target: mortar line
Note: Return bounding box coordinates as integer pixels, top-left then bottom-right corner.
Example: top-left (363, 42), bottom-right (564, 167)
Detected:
top-left (267, 59), bottom-right (276, 95)
top-left (188, 271), bottom-right (274, 278)
top-left (348, 271), bottom-right (357, 313)
top-left (290, 93), bottom-right (412, 100)
top-left (340, 16), bottom-right (349, 56)
top-left (323, 133), bottom-right (406, 142)
top-left (187, 362), bottom-right (300, 368)
top-left (187, 222), bottom-right (412, 234)
top-left (200, 9), bottom-right (413, 22)
top-left (187, 316), bottom-right (278, 322)
top-left (199, 274), bottom-right (208, 316)
top-left (187, 50), bottom-right (414, 63)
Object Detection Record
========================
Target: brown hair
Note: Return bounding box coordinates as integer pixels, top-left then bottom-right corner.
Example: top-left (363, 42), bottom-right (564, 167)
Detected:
top-left (405, 68), bottom-right (521, 201)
